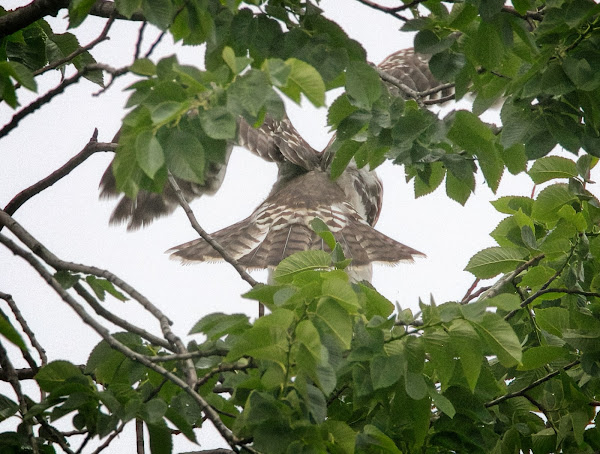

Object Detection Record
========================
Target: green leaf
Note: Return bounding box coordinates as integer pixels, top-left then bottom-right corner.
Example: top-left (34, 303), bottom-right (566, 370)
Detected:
top-left (471, 313), bottom-right (522, 367)
top-left (35, 361), bottom-right (85, 392)
top-left (273, 250), bottom-right (331, 283)
top-left (0, 394), bottom-right (19, 422)
top-left (7, 62), bottom-right (36, 92)
top-left (314, 300), bottom-right (353, 350)
top-left (0, 313), bottom-right (26, 351)
top-left (280, 58), bottom-right (325, 107)
top-left (141, 398), bottom-right (167, 425)
top-left (85, 276), bottom-right (128, 302)
top-left (448, 110), bottom-right (503, 192)
top-left (147, 420), bottom-right (172, 454)
top-left (528, 156), bottom-right (578, 184)
top-left (262, 58), bottom-right (291, 87)
top-left (310, 218), bottom-right (336, 250)
top-left (321, 277), bottom-right (359, 312)
top-left (199, 107), bottom-right (237, 140)
top-left (518, 346), bottom-right (569, 370)
top-left (414, 162), bottom-right (445, 197)
top-left (130, 58), bottom-right (156, 76)
top-left (357, 425), bottom-right (402, 454)
top-left (135, 130), bottom-right (164, 178)
top-left (345, 61), bottom-right (381, 109)
top-left (68, 0), bottom-right (96, 27)
top-left (430, 389), bottom-right (455, 418)
top-left (151, 101), bottom-right (186, 126)
top-left (163, 130), bottom-right (205, 184)
top-left (531, 183), bottom-right (578, 223)
top-left (448, 319), bottom-right (482, 391)
top-left (329, 139), bottom-right (361, 180)
top-left (464, 247), bottom-right (527, 279)
top-left (189, 312), bottom-right (250, 339)
top-left (142, 0), bottom-right (173, 30)
top-left (371, 354), bottom-right (403, 389)
top-left (534, 307), bottom-right (569, 337)
top-left (226, 309), bottom-right (295, 363)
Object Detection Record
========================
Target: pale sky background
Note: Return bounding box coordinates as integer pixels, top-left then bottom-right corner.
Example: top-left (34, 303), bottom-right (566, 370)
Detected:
top-left (0, 1), bottom-right (574, 452)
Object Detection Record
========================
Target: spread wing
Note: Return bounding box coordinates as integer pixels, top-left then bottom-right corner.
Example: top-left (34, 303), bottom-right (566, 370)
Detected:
top-left (99, 115), bottom-right (320, 230)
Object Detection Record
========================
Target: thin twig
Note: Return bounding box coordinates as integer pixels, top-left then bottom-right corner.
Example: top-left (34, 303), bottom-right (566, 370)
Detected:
top-left (196, 361), bottom-right (254, 389)
top-left (134, 22), bottom-right (147, 61)
top-left (375, 66), bottom-right (422, 105)
top-left (485, 360), bottom-right (580, 407)
top-left (355, 0), bottom-right (409, 21)
top-left (136, 419), bottom-right (145, 454)
top-left (167, 173), bottom-right (259, 288)
top-left (73, 283), bottom-right (173, 351)
top-left (2, 134), bottom-right (117, 224)
top-left (146, 349), bottom-right (229, 362)
top-left (31, 16), bottom-right (115, 80)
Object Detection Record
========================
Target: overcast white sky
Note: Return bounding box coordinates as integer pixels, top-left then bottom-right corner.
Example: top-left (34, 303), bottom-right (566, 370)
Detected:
top-left (0, 0), bottom-right (568, 451)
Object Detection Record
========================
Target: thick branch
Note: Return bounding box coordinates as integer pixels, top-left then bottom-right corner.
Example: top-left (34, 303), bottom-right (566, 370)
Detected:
top-left (0, 0), bottom-right (144, 39)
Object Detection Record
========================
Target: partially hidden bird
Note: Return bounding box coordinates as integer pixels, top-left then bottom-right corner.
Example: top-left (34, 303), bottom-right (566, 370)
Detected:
top-left (100, 48), bottom-right (450, 281)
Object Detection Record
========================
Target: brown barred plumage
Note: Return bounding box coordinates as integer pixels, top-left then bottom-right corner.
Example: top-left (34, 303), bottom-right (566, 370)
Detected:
top-left (100, 49), bottom-right (445, 280)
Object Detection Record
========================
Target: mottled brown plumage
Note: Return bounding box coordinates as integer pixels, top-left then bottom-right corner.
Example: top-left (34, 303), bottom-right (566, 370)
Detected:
top-left (100, 48), bottom-right (446, 279)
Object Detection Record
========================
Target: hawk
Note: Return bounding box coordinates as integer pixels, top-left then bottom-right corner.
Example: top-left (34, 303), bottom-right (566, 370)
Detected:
top-left (100, 49), bottom-right (447, 281)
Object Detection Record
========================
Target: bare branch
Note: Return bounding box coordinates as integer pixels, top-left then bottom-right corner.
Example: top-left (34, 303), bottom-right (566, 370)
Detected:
top-left (72, 282), bottom-right (173, 351)
top-left (0, 291), bottom-right (47, 368)
top-left (485, 360), bottom-right (580, 408)
top-left (0, 0), bottom-right (144, 40)
top-left (1, 209), bottom-right (198, 387)
top-left (0, 232), bottom-right (244, 450)
top-left (167, 172), bottom-right (260, 288)
top-left (375, 66), bottom-right (422, 105)
top-left (2, 134), bottom-right (117, 224)
top-left (354, 0), bottom-right (409, 21)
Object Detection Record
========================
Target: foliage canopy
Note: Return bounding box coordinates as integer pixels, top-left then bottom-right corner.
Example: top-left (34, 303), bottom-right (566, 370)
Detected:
top-left (2, 0), bottom-right (600, 453)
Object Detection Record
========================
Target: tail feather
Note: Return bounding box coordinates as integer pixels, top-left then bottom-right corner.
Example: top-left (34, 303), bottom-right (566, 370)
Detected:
top-left (168, 213), bottom-right (423, 268)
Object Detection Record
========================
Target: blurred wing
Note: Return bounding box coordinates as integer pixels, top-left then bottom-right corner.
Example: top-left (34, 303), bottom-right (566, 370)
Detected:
top-left (100, 114), bottom-right (319, 230)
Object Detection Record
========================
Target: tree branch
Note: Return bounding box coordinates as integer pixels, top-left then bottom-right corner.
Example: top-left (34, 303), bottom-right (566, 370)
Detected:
top-left (2, 133), bottom-right (117, 225)
top-left (354, 0), bottom-right (409, 21)
top-left (0, 0), bottom-right (144, 39)
top-left (167, 172), bottom-right (260, 288)
top-left (0, 209), bottom-right (199, 387)
top-left (31, 16), bottom-right (115, 80)
top-left (0, 292), bottom-right (45, 379)
top-left (485, 360), bottom-right (580, 407)
top-left (0, 232), bottom-right (244, 451)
